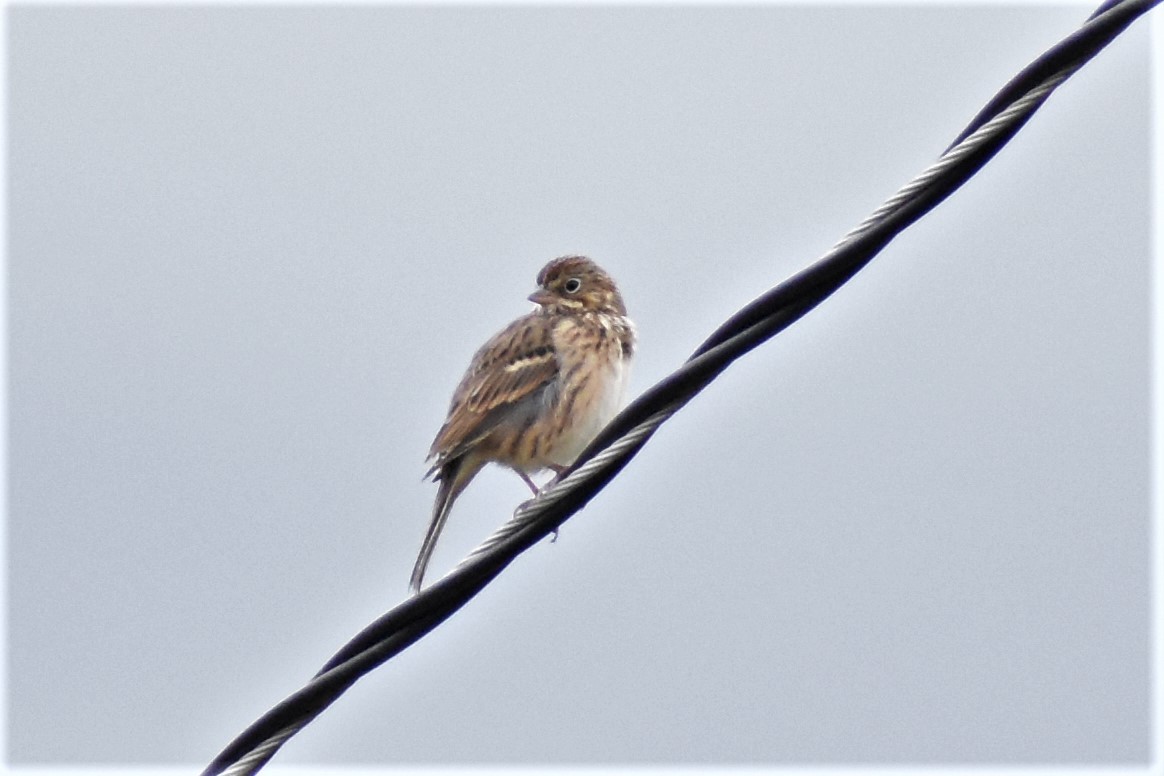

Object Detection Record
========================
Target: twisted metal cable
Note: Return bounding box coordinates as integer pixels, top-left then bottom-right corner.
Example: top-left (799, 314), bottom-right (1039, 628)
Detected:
top-left (841, 68), bottom-right (1072, 250)
top-left (201, 2), bottom-right (1157, 774)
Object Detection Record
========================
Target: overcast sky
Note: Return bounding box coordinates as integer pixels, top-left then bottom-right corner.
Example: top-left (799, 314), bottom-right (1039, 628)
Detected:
top-left (6, 3), bottom-right (1157, 773)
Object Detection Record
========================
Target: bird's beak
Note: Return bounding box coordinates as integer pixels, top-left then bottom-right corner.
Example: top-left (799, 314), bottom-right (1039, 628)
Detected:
top-left (528, 289), bottom-right (555, 306)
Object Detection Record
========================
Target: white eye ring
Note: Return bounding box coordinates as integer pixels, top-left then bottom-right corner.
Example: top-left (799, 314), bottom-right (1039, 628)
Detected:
top-left (563, 278), bottom-right (582, 294)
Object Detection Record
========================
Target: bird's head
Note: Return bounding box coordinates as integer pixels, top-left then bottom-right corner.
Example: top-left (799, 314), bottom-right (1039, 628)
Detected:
top-left (528, 255), bottom-right (627, 316)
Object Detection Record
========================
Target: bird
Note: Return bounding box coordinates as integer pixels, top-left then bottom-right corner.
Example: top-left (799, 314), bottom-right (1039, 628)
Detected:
top-left (410, 255), bottom-right (636, 594)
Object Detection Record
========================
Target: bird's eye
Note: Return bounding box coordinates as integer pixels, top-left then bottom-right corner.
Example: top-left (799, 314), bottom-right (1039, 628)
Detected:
top-left (563, 278), bottom-right (582, 294)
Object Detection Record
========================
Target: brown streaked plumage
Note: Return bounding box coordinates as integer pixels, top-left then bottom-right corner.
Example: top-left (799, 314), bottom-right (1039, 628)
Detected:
top-left (411, 255), bottom-right (635, 593)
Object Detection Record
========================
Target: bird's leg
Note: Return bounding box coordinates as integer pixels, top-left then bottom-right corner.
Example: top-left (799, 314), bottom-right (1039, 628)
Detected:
top-left (516, 471), bottom-right (557, 540)
top-left (516, 467), bottom-right (568, 542)
top-left (517, 470), bottom-right (540, 496)
top-left (544, 465), bottom-right (571, 542)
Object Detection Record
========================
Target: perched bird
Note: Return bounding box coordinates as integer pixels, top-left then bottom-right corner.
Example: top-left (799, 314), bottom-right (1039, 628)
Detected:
top-left (411, 255), bottom-right (636, 593)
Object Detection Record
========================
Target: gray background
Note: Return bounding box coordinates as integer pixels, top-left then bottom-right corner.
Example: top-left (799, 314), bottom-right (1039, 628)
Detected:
top-left (7, 3), bottom-right (1153, 768)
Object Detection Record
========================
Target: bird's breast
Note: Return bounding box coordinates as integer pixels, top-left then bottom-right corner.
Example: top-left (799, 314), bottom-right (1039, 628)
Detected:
top-left (543, 315), bottom-right (634, 468)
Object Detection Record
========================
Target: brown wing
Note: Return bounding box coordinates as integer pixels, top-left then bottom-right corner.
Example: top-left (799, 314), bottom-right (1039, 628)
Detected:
top-left (426, 312), bottom-right (558, 469)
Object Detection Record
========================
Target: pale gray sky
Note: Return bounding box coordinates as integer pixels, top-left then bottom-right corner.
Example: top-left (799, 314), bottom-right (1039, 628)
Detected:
top-left (6, 3), bottom-right (1155, 770)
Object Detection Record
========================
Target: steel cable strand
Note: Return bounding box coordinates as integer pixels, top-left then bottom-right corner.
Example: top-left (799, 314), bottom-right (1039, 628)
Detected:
top-left (948, 0), bottom-right (1145, 153)
top-left (692, 0), bottom-right (1153, 361)
top-left (200, 3), bottom-right (1156, 773)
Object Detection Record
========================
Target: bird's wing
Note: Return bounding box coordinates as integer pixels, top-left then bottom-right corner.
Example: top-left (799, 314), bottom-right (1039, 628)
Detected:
top-left (426, 313), bottom-right (558, 469)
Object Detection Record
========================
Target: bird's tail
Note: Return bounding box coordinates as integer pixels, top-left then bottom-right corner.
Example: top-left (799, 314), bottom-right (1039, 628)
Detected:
top-left (410, 457), bottom-right (479, 594)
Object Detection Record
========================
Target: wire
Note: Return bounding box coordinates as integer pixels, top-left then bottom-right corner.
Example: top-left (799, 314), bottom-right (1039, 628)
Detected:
top-left (200, 2), bottom-right (1159, 773)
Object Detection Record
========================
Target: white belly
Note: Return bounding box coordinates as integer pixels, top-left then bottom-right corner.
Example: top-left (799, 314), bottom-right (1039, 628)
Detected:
top-left (546, 354), bottom-right (631, 468)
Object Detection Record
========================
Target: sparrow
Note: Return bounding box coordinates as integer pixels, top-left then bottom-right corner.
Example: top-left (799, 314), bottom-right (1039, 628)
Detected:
top-left (410, 255), bottom-right (636, 593)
